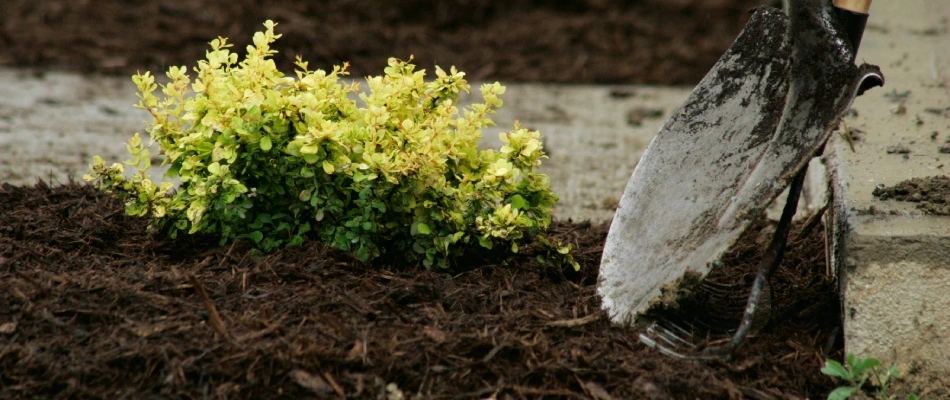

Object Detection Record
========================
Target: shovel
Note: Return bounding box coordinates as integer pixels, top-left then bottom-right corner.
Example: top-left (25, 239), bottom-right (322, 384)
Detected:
top-left (597, 0), bottom-right (884, 359)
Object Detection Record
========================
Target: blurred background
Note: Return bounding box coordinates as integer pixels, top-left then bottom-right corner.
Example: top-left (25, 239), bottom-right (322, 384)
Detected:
top-left (1, 0), bottom-right (777, 84)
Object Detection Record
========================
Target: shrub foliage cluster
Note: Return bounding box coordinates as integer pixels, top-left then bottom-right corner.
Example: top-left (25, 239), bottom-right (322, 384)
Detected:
top-left (86, 21), bottom-right (576, 269)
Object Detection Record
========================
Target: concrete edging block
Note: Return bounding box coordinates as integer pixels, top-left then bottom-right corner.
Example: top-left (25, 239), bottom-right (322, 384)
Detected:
top-left (827, 0), bottom-right (950, 393)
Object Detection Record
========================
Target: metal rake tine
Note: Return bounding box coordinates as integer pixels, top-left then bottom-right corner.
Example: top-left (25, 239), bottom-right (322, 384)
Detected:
top-left (641, 321), bottom-right (692, 350)
top-left (699, 279), bottom-right (736, 295)
top-left (699, 281), bottom-right (750, 307)
top-left (653, 320), bottom-right (698, 348)
top-left (701, 276), bottom-right (737, 288)
top-left (700, 278), bottom-right (750, 297)
top-left (639, 330), bottom-right (698, 360)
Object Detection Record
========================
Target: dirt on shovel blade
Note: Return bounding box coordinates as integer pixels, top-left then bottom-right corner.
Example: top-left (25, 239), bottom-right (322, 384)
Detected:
top-left (0, 0), bottom-right (840, 398)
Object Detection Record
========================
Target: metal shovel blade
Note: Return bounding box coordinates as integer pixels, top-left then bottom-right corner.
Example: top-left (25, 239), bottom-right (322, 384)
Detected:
top-left (598, 0), bottom-right (883, 325)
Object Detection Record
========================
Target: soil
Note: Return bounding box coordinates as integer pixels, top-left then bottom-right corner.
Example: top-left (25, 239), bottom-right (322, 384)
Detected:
top-left (1, 1), bottom-right (844, 399)
top-left (872, 175), bottom-right (950, 216)
top-left (2, 182), bottom-right (839, 399)
top-left (1, 0), bottom-right (776, 85)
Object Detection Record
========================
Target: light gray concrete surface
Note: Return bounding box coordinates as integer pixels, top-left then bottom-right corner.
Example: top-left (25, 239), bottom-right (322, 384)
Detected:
top-left (0, 69), bottom-right (150, 185)
top-left (826, 0), bottom-right (950, 393)
top-left (477, 85), bottom-right (690, 223)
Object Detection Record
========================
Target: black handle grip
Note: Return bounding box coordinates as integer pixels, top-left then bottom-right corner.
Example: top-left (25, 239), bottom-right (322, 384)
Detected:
top-left (833, 6), bottom-right (870, 54)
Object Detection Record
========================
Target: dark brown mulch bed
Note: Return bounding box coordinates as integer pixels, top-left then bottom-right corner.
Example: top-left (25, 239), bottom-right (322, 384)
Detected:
top-left (1, 182), bottom-right (840, 399)
top-left (1, 0), bottom-right (774, 85)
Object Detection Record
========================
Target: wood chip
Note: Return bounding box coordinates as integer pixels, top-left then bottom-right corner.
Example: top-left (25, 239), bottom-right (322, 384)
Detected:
top-left (186, 273), bottom-right (229, 338)
top-left (545, 313), bottom-right (600, 327)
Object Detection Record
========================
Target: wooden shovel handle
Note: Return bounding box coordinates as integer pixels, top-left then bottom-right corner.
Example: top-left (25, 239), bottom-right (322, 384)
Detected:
top-left (833, 0), bottom-right (872, 14)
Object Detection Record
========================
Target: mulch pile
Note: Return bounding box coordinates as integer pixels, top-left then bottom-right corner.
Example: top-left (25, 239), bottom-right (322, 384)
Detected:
top-left (1, 0), bottom-right (845, 398)
top-left (1, 182), bottom-right (840, 399)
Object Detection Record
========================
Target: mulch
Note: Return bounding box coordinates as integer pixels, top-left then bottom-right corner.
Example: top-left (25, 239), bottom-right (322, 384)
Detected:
top-left (0, 1), bottom-right (845, 398)
top-left (2, 0), bottom-right (775, 85)
top-left (0, 182), bottom-right (840, 399)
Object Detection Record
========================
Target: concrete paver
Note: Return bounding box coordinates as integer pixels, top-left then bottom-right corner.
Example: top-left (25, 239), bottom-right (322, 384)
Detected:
top-left (827, 0), bottom-right (950, 391)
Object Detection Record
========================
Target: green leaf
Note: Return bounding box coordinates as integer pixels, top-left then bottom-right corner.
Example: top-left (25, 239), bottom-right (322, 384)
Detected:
top-left (850, 357), bottom-right (880, 376)
top-left (827, 386), bottom-right (859, 400)
top-left (165, 163), bottom-right (182, 178)
top-left (557, 244), bottom-right (572, 255)
top-left (86, 24), bottom-right (572, 267)
top-left (821, 360), bottom-right (852, 381)
top-left (249, 214), bottom-right (268, 229)
top-left (884, 364), bottom-right (900, 381)
top-left (417, 222), bottom-right (431, 235)
top-left (509, 194), bottom-right (528, 210)
top-left (260, 136), bottom-right (273, 151)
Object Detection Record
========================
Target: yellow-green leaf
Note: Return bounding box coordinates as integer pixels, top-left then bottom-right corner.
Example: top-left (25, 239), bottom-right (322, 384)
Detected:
top-left (85, 28), bottom-right (572, 269)
top-left (417, 222), bottom-right (431, 235)
top-left (260, 136), bottom-right (273, 152)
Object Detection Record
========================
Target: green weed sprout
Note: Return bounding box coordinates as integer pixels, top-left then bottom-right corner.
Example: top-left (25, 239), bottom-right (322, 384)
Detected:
top-left (822, 353), bottom-right (919, 400)
top-left (85, 20), bottom-right (577, 270)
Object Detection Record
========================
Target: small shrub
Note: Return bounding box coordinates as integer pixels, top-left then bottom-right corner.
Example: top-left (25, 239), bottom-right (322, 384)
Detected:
top-left (85, 20), bottom-right (576, 269)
